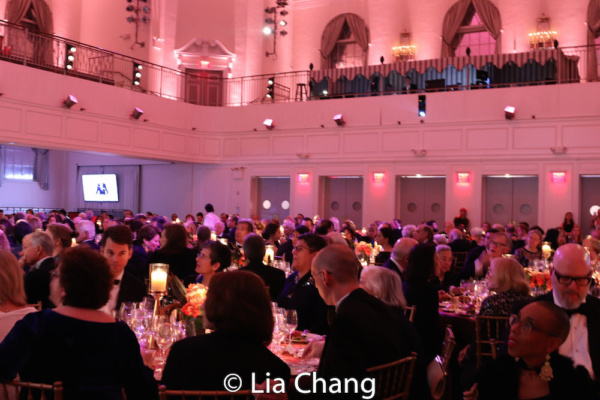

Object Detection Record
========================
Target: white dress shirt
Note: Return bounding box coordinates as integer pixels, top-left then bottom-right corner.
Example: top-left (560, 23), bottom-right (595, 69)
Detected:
top-left (553, 291), bottom-right (594, 379)
top-left (100, 270), bottom-right (125, 315)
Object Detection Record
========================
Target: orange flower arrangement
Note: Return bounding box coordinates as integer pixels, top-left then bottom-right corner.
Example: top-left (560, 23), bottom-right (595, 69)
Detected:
top-left (525, 268), bottom-right (552, 293)
top-left (355, 242), bottom-right (373, 257)
top-left (181, 283), bottom-right (208, 318)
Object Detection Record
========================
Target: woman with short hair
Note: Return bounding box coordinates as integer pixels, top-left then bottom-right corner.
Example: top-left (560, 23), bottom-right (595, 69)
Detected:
top-left (161, 270), bottom-right (290, 390)
top-left (0, 246), bottom-right (158, 399)
top-left (148, 223), bottom-right (197, 281)
top-left (514, 229), bottom-right (543, 267)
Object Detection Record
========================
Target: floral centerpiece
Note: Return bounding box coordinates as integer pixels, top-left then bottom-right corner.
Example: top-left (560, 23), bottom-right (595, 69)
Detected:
top-left (355, 242), bottom-right (373, 265)
top-left (231, 248), bottom-right (247, 268)
top-left (524, 268), bottom-right (552, 295)
top-left (181, 283), bottom-right (208, 335)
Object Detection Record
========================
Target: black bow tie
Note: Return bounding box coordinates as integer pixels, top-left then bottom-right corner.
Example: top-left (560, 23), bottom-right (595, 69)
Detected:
top-left (114, 279), bottom-right (121, 286)
top-left (564, 304), bottom-right (588, 317)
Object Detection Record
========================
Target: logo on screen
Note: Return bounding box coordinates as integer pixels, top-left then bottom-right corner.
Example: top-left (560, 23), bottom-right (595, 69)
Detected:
top-left (96, 183), bottom-right (109, 195)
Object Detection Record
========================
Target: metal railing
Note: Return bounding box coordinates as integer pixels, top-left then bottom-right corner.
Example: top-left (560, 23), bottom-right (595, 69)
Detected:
top-left (1, 19), bottom-right (598, 108)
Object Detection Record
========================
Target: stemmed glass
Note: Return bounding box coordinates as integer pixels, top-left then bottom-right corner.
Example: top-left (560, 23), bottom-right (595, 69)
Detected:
top-left (283, 309), bottom-right (298, 344)
top-left (130, 308), bottom-right (151, 346)
top-left (119, 302), bottom-right (134, 325)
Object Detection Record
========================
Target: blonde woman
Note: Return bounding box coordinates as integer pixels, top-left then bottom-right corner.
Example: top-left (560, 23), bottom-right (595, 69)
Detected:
top-left (0, 250), bottom-right (37, 341)
top-left (479, 257), bottom-right (531, 317)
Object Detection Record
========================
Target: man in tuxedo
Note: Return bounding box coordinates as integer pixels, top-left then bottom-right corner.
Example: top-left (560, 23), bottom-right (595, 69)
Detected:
top-left (402, 76), bottom-right (417, 93)
top-left (99, 225), bottom-right (146, 314)
top-left (305, 244), bottom-right (411, 386)
top-left (21, 232), bottom-right (56, 308)
top-left (538, 243), bottom-right (600, 383)
top-left (240, 233), bottom-right (285, 300)
top-left (382, 237), bottom-right (417, 279)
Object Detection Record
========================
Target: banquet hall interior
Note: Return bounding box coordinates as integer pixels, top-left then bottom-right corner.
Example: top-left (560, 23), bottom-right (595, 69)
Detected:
top-left (0, 0), bottom-right (599, 236)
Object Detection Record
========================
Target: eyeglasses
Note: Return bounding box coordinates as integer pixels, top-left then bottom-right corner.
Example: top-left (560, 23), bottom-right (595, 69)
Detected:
top-left (308, 269), bottom-right (327, 285)
top-left (553, 270), bottom-right (593, 286)
top-left (294, 245), bottom-right (313, 253)
top-left (198, 252), bottom-right (211, 260)
top-left (489, 241), bottom-right (508, 248)
top-left (509, 314), bottom-right (559, 337)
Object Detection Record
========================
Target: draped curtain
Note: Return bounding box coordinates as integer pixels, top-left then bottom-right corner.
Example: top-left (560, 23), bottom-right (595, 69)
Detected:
top-left (321, 13), bottom-right (369, 69)
top-left (441, 0), bottom-right (502, 57)
top-left (31, 148), bottom-right (49, 190)
top-left (587, 0), bottom-right (600, 81)
top-left (6, 0), bottom-right (52, 32)
top-left (76, 165), bottom-right (141, 213)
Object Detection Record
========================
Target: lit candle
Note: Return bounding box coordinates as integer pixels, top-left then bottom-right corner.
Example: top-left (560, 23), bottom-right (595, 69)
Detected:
top-left (542, 243), bottom-right (552, 259)
top-left (71, 238), bottom-right (76, 247)
top-left (150, 270), bottom-right (167, 292)
top-left (265, 245), bottom-right (275, 265)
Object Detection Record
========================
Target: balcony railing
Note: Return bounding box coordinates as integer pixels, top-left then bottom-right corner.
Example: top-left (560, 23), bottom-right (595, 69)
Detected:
top-left (0, 19), bottom-right (598, 107)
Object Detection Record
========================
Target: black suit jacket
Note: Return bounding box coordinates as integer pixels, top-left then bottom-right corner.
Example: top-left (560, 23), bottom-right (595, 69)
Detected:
top-left (536, 292), bottom-right (600, 384)
top-left (318, 289), bottom-right (410, 381)
top-left (24, 257), bottom-right (56, 309)
top-left (382, 258), bottom-right (403, 280)
top-left (116, 272), bottom-right (147, 311)
top-left (276, 239), bottom-right (293, 264)
top-left (241, 261), bottom-right (285, 300)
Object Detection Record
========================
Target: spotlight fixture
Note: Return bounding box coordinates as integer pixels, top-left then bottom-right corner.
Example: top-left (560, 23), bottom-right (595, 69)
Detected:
top-left (65, 44), bottom-right (76, 70)
top-left (263, 119), bottom-right (275, 130)
top-left (264, 0), bottom-right (290, 57)
top-left (266, 77), bottom-right (275, 99)
top-left (132, 62), bottom-right (142, 85)
top-left (130, 107), bottom-right (144, 120)
top-left (62, 95), bottom-right (78, 109)
top-left (333, 114), bottom-right (345, 127)
top-left (418, 95), bottom-right (426, 117)
top-left (504, 106), bottom-right (515, 120)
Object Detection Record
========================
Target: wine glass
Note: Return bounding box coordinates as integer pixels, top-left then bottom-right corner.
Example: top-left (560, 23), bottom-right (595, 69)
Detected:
top-left (130, 308), bottom-right (150, 346)
top-left (119, 302), bottom-right (134, 325)
top-left (283, 309), bottom-right (298, 344)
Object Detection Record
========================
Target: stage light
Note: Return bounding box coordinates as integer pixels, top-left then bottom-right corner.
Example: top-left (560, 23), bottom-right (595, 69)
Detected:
top-left (132, 63), bottom-right (142, 85)
top-left (333, 114), bottom-right (345, 127)
top-left (263, 26), bottom-right (273, 35)
top-left (131, 107), bottom-right (144, 120)
top-left (266, 77), bottom-right (275, 99)
top-left (280, 20), bottom-right (287, 26)
top-left (62, 95), bottom-right (78, 109)
top-left (418, 95), bottom-right (426, 117)
top-left (263, 119), bottom-right (274, 130)
top-left (65, 44), bottom-right (76, 70)
top-left (504, 106), bottom-right (515, 120)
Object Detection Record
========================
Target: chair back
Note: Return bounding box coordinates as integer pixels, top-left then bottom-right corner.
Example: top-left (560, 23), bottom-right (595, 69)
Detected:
top-left (475, 315), bottom-right (510, 367)
top-left (429, 326), bottom-right (456, 400)
top-left (1, 381), bottom-right (63, 400)
top-left (404, 306), bottom-right (416, 323)
top-left (158, 386), bottom-right (254, 400)
top-left (452, 252), bottom-right (468, 273)
top-left (366, 353), bottom-right (417, 400)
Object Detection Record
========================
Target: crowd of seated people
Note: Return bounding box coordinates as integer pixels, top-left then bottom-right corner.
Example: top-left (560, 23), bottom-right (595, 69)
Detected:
top-left (2, 206), bottom-right (600, 399)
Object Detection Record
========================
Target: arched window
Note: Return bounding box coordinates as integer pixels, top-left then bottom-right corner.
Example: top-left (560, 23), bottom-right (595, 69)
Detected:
top-left (5, 0), bottom-right (53, 34)
top-left (321, 13), bottom-right (369, 69)
top-left (455, 10), bottom-right (496, 56)
top-left (441, 0), bottom-right (501, 58)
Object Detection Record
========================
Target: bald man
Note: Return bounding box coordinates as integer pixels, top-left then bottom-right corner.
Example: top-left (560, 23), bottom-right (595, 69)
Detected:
top-left (382, 237), bottom-right (418, 279)
top-left (307, 244), bottom-right (412, 387)
top-left (538, 243), bottom-right (600, 383)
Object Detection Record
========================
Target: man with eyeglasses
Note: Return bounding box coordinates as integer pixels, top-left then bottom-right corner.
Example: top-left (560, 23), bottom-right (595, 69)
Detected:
top-left (537, 243), bottom-right (600, 384)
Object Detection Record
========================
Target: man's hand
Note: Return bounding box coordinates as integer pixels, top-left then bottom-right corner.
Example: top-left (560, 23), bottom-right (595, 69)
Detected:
top-left (463, 383), bottom-right (478, 400)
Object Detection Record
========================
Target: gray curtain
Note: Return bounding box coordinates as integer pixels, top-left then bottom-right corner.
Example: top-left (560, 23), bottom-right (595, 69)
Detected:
top-left (31, 148), bottom-right (48, 190)
top-left (76, 165), bottom-right (141, 213)
top-left (31, 0), bottom-right (53, 33)
top-left (5, 0), bottom-right (32, 24)
top-left (473, 0), bottom-right (502, 54)
top-left (321, 13), bottom-right (369, 68)
top-left (587, 0), bottom-right (600, 81)
top-left (441, 0), bottom-right (471, 57)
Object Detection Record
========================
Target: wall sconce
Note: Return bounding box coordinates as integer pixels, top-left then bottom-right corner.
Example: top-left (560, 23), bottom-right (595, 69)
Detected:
top-left (62, 95), bottom-right (78, 109)
top-left (372, 172), bottom-right (385, 183)
top-left (130, 107), bottom-right (144, 119)
top-left (298, 173), bottom-right (310, 183)
top-left (263, 118), bottom-right (274, 130)
top-left (333, 114), bottom-right (345, 127)
top-left (456, 172), bottom-right (470, 184)
top-left (551, 172), bottom-right (566, 183)
top-left (504, 106), bottom-right (515, 120)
